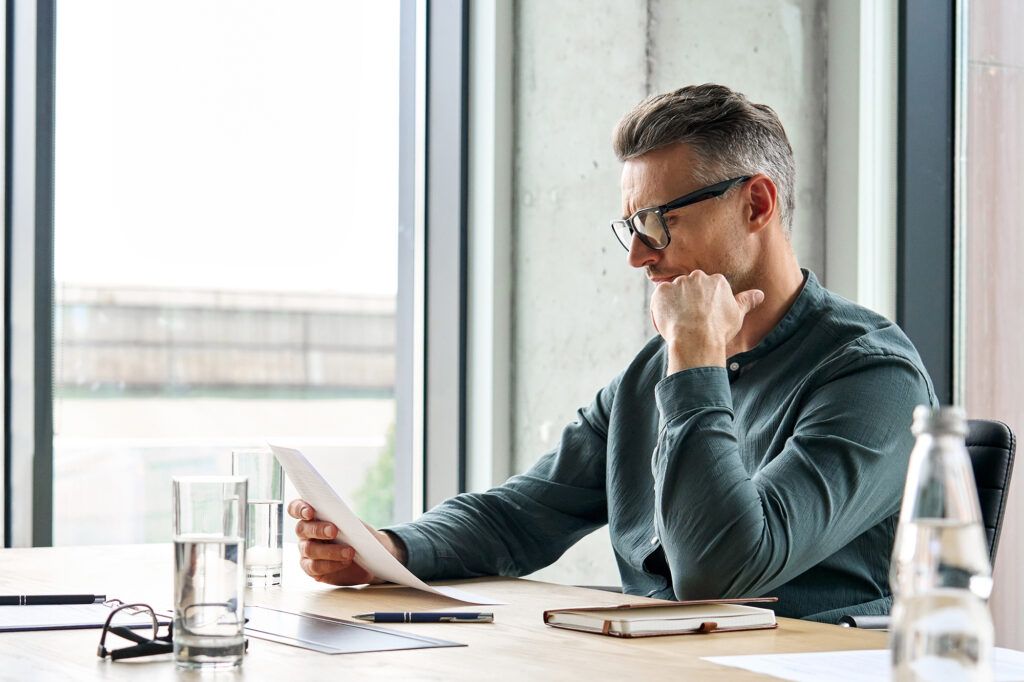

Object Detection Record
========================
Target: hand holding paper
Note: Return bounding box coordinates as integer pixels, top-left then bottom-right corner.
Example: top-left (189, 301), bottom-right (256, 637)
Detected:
top-left (290, 503), bottom-right (385, 587)
top-left (270, 444), bottom-right (504, 606)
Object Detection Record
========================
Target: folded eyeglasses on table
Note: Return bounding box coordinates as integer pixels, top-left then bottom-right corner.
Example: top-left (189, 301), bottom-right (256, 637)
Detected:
top-left (96, 603), bottom-right (173, 661)
top-left (96, 602), bottom-right (249, 661)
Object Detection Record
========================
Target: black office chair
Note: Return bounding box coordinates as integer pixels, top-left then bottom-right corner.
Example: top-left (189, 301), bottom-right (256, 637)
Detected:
top-left (839, 418), bottom-right (1016, 629)
top-left (969, 419), bottom-right (1017, 566)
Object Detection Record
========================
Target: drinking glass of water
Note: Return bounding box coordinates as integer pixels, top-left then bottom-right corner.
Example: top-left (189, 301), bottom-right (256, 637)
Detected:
top-left (232, 449), bottom-right (285, 587)
top-left (172, 476), bottom-right (247, 670)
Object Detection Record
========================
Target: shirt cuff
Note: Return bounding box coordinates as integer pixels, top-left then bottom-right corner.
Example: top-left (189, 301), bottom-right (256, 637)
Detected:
top-left (654, 366), bottom-right (732, 426)
top-left (380, 522), bottom-right (440, 579)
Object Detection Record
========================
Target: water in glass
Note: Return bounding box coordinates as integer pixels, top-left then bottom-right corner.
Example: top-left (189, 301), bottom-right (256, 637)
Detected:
top-left (245, 499), bottom-right (283, 586)
top-left (174, 535), bottom-right (246, 670)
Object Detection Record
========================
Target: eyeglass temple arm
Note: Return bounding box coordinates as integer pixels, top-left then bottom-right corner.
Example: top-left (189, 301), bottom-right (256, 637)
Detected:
top-left (107, 625), bottom-right (170, 645)
top-left (660, 176), bottom-right (753, 213)
top-left (109, 639), bottom-right (174, 661)
top-left (99, 625), bottom-right (173, 660)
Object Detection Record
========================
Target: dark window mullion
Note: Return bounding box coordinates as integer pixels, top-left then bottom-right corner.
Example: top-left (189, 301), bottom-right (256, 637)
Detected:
top-left (32, 0), bottom-right (55, 547)
top-left (896, 0), bottom-right (956, 404)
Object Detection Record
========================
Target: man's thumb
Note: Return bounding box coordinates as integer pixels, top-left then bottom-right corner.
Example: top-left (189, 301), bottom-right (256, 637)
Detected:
top-left (736, 289), bottom-right (765, 313)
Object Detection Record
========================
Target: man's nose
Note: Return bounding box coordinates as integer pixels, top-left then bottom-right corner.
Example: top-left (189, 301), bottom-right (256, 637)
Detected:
top-left (626, 233), bottom-right (659, 269)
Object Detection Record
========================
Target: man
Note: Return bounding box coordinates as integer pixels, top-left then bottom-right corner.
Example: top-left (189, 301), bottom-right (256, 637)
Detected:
top-left (289, 84), bottom-right (935, 622)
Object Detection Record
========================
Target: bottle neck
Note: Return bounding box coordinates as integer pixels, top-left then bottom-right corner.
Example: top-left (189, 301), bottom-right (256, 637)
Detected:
top-left (902, 431), bottom-right (980, 524)
top-left (913, 432), bottom-right (967, 448)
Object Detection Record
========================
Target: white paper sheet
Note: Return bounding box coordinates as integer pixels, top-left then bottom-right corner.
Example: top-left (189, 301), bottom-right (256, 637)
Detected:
top-left (0, 603), bottom-right (168, 631)
top-left (269, 444), bottom-right (504, 606)
top-left (702, 647), bottom-right (1024, 682)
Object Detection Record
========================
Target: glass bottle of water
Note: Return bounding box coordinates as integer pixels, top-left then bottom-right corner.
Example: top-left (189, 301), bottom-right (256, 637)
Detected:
top-left (890, 405), bottom-right (994, 682)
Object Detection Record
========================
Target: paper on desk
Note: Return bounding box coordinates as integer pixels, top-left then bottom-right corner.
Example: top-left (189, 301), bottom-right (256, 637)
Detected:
top-left (270, 444), bottom-right (504, 606)
top-left (702, 647), bottom-right (1024, 682)
top-left (0, 603), bottom-right (169, 631)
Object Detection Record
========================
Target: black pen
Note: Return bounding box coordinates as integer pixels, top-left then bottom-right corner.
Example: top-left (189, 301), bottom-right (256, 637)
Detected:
top-left (0, 594), bottom-right (106, 606)
top-left (353, 612), bottom-right (493, 623)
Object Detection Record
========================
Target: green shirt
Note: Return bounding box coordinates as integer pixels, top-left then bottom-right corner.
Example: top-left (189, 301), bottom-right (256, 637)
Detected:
top-left (387, 270), bottom-right (936, 621)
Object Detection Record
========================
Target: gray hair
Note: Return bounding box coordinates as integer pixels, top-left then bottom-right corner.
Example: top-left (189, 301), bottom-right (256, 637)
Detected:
top-left (613, 84), bottom-right (796, 232)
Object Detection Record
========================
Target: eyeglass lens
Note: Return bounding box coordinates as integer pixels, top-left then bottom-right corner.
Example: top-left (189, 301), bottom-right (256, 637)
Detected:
top-left (613, 211), bottom-right (668, 251)
top-left (610, 212), bottom-right (667, 249)
top-left (632, 211), bottom-right (668, 249)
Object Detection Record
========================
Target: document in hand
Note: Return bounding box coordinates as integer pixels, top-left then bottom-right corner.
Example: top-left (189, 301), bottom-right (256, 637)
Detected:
top-left (543, 598), bottom-right (777, 638)
top-left (269, 444), bottom-right (504, 606)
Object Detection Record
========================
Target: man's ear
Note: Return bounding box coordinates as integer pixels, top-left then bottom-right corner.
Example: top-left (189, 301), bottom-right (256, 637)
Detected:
top-left (745, 174), bottom-right (777, 233)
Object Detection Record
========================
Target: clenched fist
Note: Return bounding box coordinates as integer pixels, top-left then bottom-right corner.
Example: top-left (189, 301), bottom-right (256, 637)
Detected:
top-left (650, 270), bottom-right (764, 374)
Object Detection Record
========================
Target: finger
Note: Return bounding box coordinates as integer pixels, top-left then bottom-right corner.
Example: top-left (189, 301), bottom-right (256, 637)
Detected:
top-left (735, 289), bottom-right (765, 313)
top-left (301, 557), bottom-right (354, 577)
top-left (316, 567), bottom-right (376, 586)
top-left (286, 499), bottom-right (314, 521)
top-left (301, 540), bottom-right (355, 563)
top-left (294, 520), bottom-right (338, 540)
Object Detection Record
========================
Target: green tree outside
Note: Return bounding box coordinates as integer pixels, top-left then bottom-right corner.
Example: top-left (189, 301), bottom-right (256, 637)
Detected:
top-left (353, 422), bottom-right (395, 528)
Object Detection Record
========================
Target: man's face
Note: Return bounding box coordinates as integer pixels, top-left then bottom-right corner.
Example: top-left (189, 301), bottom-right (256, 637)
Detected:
top-left (619, 143), bottom-right (756, 290)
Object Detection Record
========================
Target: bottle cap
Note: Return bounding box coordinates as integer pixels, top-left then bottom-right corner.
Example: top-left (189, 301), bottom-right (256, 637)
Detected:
top-left (911, 404), bottom-right (967, 437)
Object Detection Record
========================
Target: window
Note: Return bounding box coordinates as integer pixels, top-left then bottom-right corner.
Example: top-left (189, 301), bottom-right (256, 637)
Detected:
top-left (50, 1), bottom-right (404, 544)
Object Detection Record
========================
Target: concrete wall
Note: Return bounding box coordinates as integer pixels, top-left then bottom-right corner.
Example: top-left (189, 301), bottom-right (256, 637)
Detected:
top-left (512, 0), bottom-right (828, 585)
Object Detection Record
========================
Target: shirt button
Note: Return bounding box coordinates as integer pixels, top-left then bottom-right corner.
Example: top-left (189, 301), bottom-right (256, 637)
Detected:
top-left (650, 536), bottom-right (659, 545)
top-left (729, 361), bottom-right (740, 371)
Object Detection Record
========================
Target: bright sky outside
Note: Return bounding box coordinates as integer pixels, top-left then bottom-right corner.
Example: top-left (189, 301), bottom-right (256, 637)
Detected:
top-left (54, 1), bottom-right (400, 296)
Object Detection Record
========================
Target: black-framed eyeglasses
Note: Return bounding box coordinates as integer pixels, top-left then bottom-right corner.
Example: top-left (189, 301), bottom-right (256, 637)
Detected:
top-left (610, 175), bottom-right (752, 251)
top-left (96, 602), bottom-right (174, 661)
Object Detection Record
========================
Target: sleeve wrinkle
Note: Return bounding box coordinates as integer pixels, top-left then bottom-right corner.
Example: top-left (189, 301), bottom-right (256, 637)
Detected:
top-left (660, 403), bottom-right (734, 431)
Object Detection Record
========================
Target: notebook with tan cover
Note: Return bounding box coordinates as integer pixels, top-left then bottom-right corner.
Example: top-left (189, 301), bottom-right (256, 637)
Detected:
top-left (542, 597), bottom-right (778, 638)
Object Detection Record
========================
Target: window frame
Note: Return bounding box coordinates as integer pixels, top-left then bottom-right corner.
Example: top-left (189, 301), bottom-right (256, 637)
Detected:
top-left (421, 0), bottom-right (470, 509)
top-left (4, 0), bottom-right (56, 547)
top-left (896, 0), bottom-right (959, 405)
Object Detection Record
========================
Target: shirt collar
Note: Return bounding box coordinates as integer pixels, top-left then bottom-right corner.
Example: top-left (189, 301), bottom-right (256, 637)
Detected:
top-left (729, 268), bottom-right (822, 363)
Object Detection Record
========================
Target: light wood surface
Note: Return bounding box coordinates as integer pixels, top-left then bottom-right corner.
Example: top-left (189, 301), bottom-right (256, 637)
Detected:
top-left (0, 544), bottom-right (886, 680)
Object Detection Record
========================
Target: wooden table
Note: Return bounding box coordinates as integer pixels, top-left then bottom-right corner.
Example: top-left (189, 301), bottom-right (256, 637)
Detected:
top-left (0, 544), bottom-right (886, 680)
